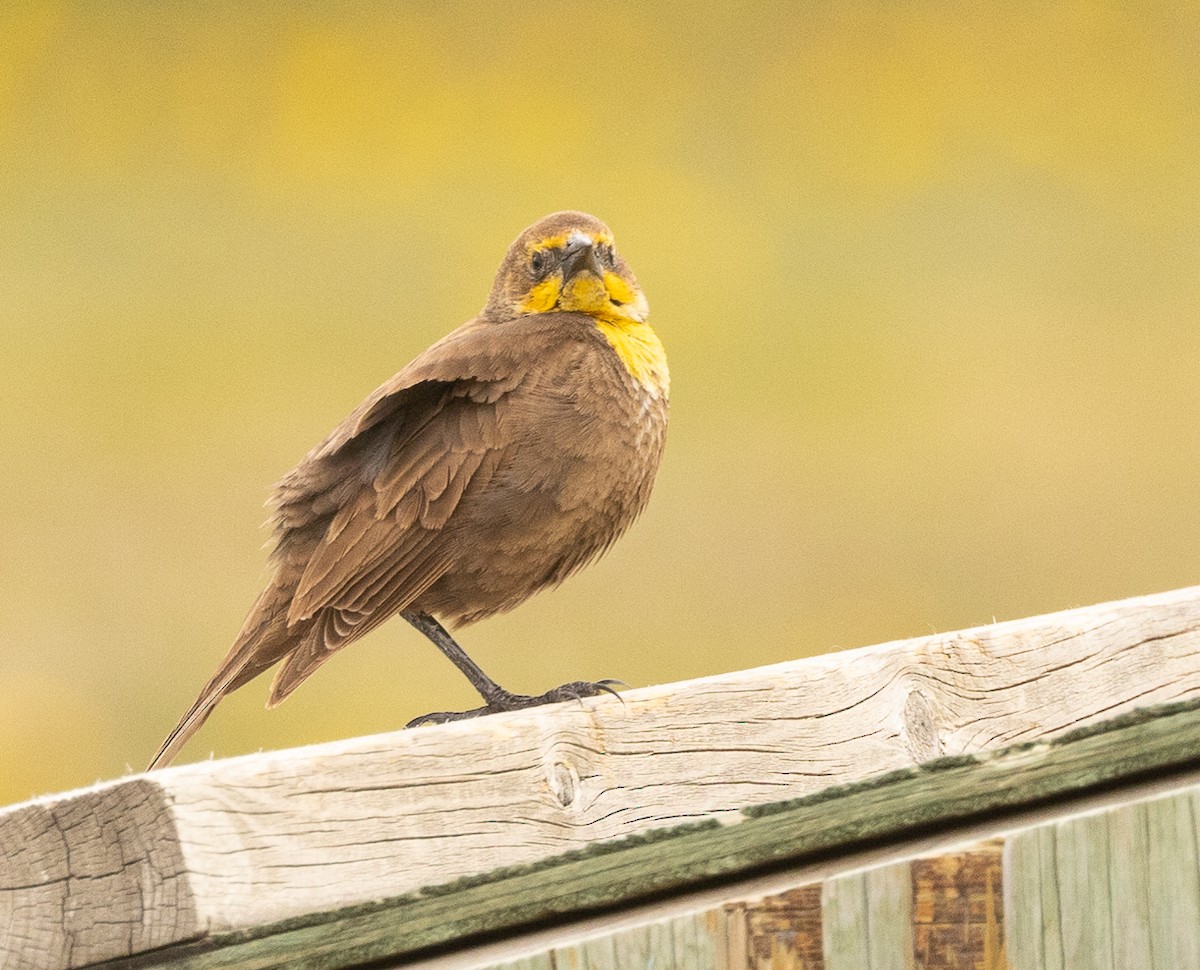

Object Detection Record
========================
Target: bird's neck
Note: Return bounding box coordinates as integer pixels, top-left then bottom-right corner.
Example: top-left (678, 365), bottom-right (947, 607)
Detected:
top-left (594, 318), bottom-right (669, 399)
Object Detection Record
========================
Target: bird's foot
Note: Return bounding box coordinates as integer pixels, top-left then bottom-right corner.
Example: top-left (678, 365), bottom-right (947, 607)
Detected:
top-left (406, 679), bottom-right (625, 728)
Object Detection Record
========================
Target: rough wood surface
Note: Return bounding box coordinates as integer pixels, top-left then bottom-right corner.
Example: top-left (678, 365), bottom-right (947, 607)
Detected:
top-left (472, 782), bottom-right (1200, 970)
top-left (821, 863), bottom-right (913, 970)
top-left (397, 765), bottom-right (1200, 970)
top-left (473, 785), bottom-right (1200, 970)
top-left (4, 585), bottom-right (1200, 969)
top-left (62, 696), bottom-right (1200, 968)
top-left (741, 886), bottom-right (822, 969)
top-left (1004, 787), bottom-right (1200, 970)
top-left (910, 843), bottom-right (1004, 969)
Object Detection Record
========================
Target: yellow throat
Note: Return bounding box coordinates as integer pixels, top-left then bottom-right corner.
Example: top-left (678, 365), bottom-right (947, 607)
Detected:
top-left (525, 267), bottom-right (668, 397)
top-left (594, 317), bottom-right (669, 396)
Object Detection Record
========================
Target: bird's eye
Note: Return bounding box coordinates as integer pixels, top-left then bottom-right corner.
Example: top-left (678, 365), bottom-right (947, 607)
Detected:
top-left (598, 245), bottom-right (616, 268)
top-left (530, 251), bottom-right (547, 277)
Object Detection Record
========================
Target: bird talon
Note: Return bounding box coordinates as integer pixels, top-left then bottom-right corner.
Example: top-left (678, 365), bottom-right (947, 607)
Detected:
top-left (405, 705), bottom-right (491, 728)
top-left (406, 678), bottom-right (626, 727)
top-left (594, 682), bottom-right (626, 703)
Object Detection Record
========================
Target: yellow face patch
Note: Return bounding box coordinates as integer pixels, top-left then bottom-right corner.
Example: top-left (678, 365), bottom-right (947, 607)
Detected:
top-left (522, 258), bottom-right (647, 326)
top-left (521, 276), bottom-right (561, 314)
top-left (558, 269), bottom-right (648, 324)
top-left (559, 273), bottom-right (613, 318)
top-left (515, 230), bottom-right (666, 395)
top-left (602, 271), bottom-right (637, 308)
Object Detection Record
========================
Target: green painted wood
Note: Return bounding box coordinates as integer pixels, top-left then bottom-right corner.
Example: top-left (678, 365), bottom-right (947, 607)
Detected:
top-left (821, 863), bottom-right (911, 970)
top-left (1003, 829), bottom-right (1050, 970)
top-left (1006, 787), bottom-right (1200, 970)
top-left (1055, 812), bottom-right (1115, 969)
top-left (610, 920), bottom-right (674, 968)
top-left (575, 935), bottom-right (620, 970)
top-left (645, 920), bottom-right (683, 968)
top-left (866, 864), bottom-right (912, 970)
top-left (550, 918), bottom-right (694, 970)
top-left (668, 909), bottom-right (723, 970)
top-left (1104, 804), bottom-right (1153, 967)
top-left (93, 698), bottom-right (1200, 969)
top-left (819, 871), bottom-right (866, 967)
top-left (1146, 791), bottom-right (1200, 968)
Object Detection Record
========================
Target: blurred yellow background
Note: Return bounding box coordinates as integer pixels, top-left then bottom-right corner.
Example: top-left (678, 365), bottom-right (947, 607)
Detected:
top-left (1, 1), bottom-right (1197, 805)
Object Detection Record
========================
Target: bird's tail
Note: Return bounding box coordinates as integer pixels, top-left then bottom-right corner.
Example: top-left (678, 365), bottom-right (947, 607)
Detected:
top-left (147, 583), bottom-right (294, 770)
top-left (146, 660), bottom-right (249, 770)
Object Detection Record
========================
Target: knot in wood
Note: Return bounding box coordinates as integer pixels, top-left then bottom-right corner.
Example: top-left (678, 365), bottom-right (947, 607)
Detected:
top-left (549, 760), bottom-right (579, 808)
top-left (903, 688), bottom-right (943, 762)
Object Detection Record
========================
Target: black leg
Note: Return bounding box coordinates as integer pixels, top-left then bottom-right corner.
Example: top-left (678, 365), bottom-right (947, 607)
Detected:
top-left (402, 610), bottom-right (624, 727)
top-left (404, 611), bottom-right (508, 702)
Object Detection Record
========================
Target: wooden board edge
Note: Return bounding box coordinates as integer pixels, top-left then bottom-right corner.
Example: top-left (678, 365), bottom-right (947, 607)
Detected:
top-left (84, 696), bottom-right (1200, 969)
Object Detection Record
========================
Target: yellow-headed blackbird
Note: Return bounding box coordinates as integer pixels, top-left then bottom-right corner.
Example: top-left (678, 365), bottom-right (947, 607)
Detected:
top-left (149, 211), bottom-right (668, 769)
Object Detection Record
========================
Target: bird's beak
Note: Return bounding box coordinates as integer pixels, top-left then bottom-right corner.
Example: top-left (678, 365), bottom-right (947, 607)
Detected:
top-left (561, 238), bottom-right (604, 281)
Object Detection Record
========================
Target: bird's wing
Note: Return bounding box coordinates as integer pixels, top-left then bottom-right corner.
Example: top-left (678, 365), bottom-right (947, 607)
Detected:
top-left (285, 387), bottom-right (507, 622)
top-left (147, 325), bottom-right (528, 768)
top-left (264, 323), bottom-right (535, 704)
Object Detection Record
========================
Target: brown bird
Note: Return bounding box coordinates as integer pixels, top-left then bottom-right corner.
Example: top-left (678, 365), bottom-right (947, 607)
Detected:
top-left (148, 211), bottom-right (669, 769)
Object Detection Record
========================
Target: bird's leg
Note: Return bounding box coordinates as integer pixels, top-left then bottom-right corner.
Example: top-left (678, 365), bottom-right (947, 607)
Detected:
top-left (402, 611), bottom-right (624, 727)
top-left (404, 611), bottom-right (509, 702)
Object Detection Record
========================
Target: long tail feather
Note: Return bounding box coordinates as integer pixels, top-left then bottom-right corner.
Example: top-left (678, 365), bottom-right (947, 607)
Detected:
top-left (147, 583), bottom-right (294, 770)
top-left (146, 663), bottom-right (248, 770)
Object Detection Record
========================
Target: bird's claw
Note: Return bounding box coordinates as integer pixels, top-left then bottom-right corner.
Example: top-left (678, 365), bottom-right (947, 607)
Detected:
top-left (405, 678), bottom-right (627, 728)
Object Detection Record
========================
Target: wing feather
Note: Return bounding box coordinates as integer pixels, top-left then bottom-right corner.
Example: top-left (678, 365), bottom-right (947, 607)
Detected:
top-left (149, 316), bottom-right (581, 767)
top-left (268, 540), bottom-right (453, 706)
top-left (287, 391), bottom-right (504, 624)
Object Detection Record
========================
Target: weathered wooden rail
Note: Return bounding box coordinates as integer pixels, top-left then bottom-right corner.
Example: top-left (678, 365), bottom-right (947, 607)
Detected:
top-left (4, 585), bottom-right (1200, 969)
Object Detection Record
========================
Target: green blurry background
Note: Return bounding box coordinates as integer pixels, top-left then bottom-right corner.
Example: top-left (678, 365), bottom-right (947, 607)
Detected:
top-left (1, 1), bottom-right (1197, 805)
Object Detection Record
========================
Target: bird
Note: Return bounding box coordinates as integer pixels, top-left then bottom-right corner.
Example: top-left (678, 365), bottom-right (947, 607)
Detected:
top-left (148, 211), bottom-right (669, 769)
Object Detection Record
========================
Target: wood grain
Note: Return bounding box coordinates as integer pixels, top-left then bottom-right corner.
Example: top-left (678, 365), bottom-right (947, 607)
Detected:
top-left (5, 585), bottom-right (1200, 969)
top-left (1103, 803), bottom-right (1154, 968)
top-left (480, 785), bottom-right (1200, 970)
top-left (1004, 788), bottom-right (1200, 970)
top-left (741, 886), bottom-right (822, 970)
top-left (910, 843), bottom-right (1004, 969)
top-left (822, 863), bottom-right (913, 969)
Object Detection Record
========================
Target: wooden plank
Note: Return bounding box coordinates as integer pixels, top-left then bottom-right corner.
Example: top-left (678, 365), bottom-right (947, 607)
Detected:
top-left (1055, 812), bottom-right (1115, 969)
top-left (0, 780), bottom-right (194, 967)
top-left (1104, 804), bottom-right (1153, 969)
top-left (741, 885), bottom-right (822, 969)
top-left (1005, 786), bottom-right (1200, 970)
top-left (361, 757), bottom-right (1200, 970)
top-left (5, 585), bottom-right (1200, 969)
top-left (1146, 791), bottom-right (1200, 967)
top-left (573, 935), bottom-right (619, 970)
top-left (719, 903), bottom-right (750, 970)
top-left (819, 871), bottom-right (867, 967)
top-left (522, 903), bottom-right (724, 970)
top-left (865, 864), bottom-right (913, 970)
top-left (91, 698), bottom-right (1200, 968)
top-left (669, 909), bottom-right (724, 970)
top-left (910, 843), bottom-right (1004, 969)
top-left (610, 920), bottom-right (674, 967)
top-left (822, 862), bottom-right (912, 969)
top-left (1003, 827), bottom-right (1064, 970)
top-left (480, 842), bottom-right (998, 970)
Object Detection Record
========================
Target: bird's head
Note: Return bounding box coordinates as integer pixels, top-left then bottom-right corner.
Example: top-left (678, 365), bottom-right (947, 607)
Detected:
top-left (486, 211), bottom-right (649, 325)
